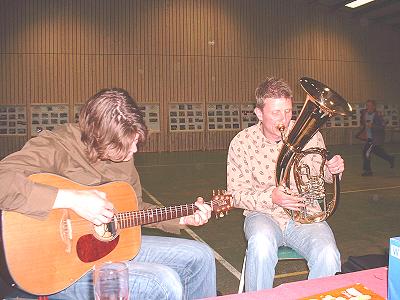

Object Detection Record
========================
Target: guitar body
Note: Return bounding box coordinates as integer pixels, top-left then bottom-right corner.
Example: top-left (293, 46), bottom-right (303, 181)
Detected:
top-left (0, 173), bottom-right (141, 295)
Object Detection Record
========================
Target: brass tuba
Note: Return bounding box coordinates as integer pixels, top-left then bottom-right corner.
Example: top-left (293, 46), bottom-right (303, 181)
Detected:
top-left (275, 77), bottom-right (353, 224)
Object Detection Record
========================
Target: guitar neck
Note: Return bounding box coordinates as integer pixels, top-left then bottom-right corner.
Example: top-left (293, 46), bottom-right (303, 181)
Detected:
top-left (116, 202), bottom-right (210, 228)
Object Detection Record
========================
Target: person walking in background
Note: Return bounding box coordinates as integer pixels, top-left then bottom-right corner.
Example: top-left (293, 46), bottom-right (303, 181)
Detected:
top-left (357, 99), bottom-right (395, 176)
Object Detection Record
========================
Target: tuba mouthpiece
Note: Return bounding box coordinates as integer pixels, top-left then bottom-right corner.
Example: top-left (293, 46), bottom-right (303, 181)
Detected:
top-left (276, 124), bottom-right (285, 132)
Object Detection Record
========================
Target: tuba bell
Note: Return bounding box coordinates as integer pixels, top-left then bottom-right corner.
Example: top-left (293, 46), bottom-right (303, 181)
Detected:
top-left (275, 77), bottom-right (353, 224)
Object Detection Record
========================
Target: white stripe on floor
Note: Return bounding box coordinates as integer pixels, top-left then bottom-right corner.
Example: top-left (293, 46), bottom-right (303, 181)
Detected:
top-left (142, 187), bottom-right (242, 280)
top-left (341, 185), bottom-right (400, 194)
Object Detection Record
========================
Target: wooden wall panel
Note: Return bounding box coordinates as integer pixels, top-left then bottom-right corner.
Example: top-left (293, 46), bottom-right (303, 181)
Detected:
top-left (168, 132), bottom-right (205, 152)
top-left (0, 136), bottom-right (28, 159)
top-left (207, 131), bottom-right (239, 151)
top-left (141, 132), bottom-right (161, 153)
top-left (0, 0), bottom-right (399, 157)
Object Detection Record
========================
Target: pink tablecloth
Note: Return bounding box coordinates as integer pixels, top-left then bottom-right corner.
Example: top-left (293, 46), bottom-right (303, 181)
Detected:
top-left (206, 267), bottom-right (387, 300)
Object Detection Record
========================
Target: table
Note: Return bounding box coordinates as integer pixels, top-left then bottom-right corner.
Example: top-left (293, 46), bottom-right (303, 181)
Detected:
top-left (206, 267), bottom-right (387, 300)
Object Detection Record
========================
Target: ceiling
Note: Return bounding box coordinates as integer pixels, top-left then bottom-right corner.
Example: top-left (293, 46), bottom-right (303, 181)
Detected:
top-left (300, 0), bottom-right (400, 32)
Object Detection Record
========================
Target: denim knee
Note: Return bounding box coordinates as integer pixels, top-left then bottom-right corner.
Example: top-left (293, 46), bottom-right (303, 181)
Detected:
top-left (308, 242), bottom-right (341, 276)
top-left (179, 240), bottom-right (215, 273)
top-left (176, 240), bottom-right (216, 298)
top-left (130, 264), bottom-right (183, 300)
top-left (194, 241), bottom-right (215, 265)
top-left (248, 233), bottom-right (277, 259)
top-left (309, 239), bottom-right (339, 257)
top-left (321, 243), bottom-right (341, 264)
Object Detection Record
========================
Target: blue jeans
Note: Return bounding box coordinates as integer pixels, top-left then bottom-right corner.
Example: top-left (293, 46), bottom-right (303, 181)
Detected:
top-left (49, 235), bottom-right (216, 300)
top-left (362, 139), bottom-right (394, 172)
top-left (244, 212), bottom-right (341, 291)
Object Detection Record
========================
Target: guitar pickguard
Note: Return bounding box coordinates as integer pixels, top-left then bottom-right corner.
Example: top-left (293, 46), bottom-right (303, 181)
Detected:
top-left (76, 234), bottom-right (120, 263)
top-left (75, 219), bottom-right (121, 263)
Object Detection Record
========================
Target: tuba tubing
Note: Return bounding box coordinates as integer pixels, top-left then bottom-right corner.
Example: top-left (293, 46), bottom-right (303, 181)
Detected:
top-left (275, 77), bottom-right (352, 224)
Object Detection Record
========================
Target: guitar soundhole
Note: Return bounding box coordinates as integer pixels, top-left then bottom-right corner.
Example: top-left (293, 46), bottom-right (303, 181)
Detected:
top-left (76, 235), bottom-right (119, 263)
top-left (93, 220), bottom-right (119, 242)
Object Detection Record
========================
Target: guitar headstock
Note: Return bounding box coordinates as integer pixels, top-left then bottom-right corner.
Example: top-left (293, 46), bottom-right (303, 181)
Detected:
top-left (211, 190), bottom-right (233, 218)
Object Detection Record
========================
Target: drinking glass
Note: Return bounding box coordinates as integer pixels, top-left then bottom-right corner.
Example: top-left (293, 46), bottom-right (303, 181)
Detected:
top-left (93, 261), bottom-right (129, 300)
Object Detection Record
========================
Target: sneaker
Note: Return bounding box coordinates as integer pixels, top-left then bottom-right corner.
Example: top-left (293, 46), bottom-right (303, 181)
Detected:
top-left (361, 171), bottom-right (373, 176)
top-left (390, 156), bottom-right (395, 168)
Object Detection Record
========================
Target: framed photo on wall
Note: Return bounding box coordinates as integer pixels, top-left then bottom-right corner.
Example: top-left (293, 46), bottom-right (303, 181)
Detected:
top-left (73, 104), bottom-right (83, 123)
top-left (169, 103), bottom-right (204, 132)
top-left (0, 105), bottom-right (27, 136)
top-left (207, 104), bottom-right (240, 131)
top-left (240, 104), bottom-right (258, 128)
top-left (380, 104), bottom-right (399, 128)
top-left (139, 103), bottom-right (161, 132)
top-left (31, 104), bottom-right (69, 136)
top-left (292, 103), bottom-right (304, 120)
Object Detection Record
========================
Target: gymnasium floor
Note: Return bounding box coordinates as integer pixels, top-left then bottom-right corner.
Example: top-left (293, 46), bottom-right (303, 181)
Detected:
top-left (136, 142), bottom-right (400, 296)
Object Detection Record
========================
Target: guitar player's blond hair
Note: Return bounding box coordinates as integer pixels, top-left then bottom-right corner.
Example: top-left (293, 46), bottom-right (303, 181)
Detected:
top-left (79, 88), bottom-right (148, 163)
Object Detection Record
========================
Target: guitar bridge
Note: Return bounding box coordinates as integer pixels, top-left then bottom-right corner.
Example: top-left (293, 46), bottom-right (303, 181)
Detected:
top-left (60, 209), bottom-right (72, 253)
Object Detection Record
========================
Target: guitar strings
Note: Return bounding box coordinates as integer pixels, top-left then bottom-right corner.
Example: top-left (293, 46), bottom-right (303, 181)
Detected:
top-left (64, 198), bottom-right (228, 227)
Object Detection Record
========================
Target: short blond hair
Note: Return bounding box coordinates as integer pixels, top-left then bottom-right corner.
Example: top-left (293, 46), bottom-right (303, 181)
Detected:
top-left (255, 77), bottom-right (293, 109)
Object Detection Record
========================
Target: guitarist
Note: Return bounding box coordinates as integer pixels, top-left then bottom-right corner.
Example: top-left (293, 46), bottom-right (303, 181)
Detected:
top-left (0, 88), bottom-right (216, 299)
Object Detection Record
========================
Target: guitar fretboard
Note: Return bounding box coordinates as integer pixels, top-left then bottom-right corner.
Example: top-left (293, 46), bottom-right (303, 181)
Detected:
top-left (114, 201), bottom-right (212, 228)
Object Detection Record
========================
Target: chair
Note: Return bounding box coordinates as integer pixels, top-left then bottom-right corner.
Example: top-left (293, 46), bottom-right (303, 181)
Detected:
top-left (238, 246), bottom-right (304, 293)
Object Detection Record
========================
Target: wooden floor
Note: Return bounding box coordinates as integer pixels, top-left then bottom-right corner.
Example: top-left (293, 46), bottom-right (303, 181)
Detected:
top-left (136, 142), bottom-right (400, 296)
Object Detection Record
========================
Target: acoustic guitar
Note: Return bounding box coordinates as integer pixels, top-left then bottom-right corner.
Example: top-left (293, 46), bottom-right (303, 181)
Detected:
top-left (0, 173), bottom-right (232, 295)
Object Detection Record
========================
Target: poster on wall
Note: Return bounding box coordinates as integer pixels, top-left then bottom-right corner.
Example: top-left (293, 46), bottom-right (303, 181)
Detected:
top-left (0, 105), bottom-right (27, 136)
top-left (292, 103), bottom-right (304, 120)
top-left (324, 115), bottom-right (351, 128)
top-left (240, 104), bottom-right (258, 128)
top-left (323, 103), bottom-right (360, 128)
top-left (207, 104), bottom-right (240, 131)
top-left (169, 103), bottom-right (204, 132)
top-left (349, 103), bottom-right (362, 127)
top-left (380, 104), bottom-right (399, 128)
top-left (31, 104), bottom-right (69, 136)
top-left (74, 104), bottom-right (83, 123)
top-left (343, 103), bottom-right (399, 129)
top-left (139, 103), bottom-right (161, 132)
top-left (329, 103), bottom-right (400, 128)
top-left (292, 103), bottom-right (357, 128)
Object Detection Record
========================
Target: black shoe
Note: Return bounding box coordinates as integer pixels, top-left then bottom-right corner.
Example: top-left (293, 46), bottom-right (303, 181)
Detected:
top-left (390, 156), bottom-right (395, 168)
top-left (362, 171), bottom-right (373, 176)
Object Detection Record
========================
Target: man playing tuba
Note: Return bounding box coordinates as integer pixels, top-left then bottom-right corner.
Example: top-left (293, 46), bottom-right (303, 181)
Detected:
top-left (227, 76), bottom-right (345, 291)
